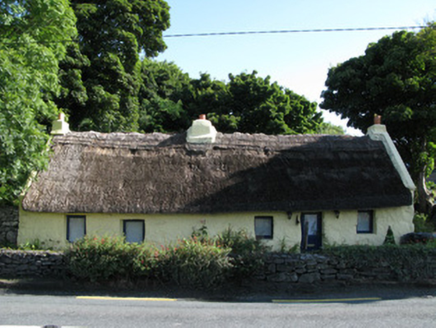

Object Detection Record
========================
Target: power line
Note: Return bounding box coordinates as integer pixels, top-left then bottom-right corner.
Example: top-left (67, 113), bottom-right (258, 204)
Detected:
top-left (0, 25), bottom-right (428, 45)
top-left (163, 26), bottom-right (427, 38)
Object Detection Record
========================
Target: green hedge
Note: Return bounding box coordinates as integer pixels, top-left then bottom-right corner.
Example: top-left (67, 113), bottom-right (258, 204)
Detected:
top-left (64, 228), bottom-right (269, 288)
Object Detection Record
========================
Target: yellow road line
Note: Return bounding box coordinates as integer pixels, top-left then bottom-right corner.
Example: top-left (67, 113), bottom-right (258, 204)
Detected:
top-left (77, 296), bottom-right (177, 302)
top-left (272, 297), bottom-right (381, 303)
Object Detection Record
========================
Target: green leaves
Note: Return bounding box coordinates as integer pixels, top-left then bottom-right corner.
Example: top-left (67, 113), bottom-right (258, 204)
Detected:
top-left (0, 0), bottom-right (77, 204)
top-left (321, 24), bottom-right (436, 211)
top-left (138, 66), bottom-right (324, 135)
top-left (57, 0), bottom-right (170, 132)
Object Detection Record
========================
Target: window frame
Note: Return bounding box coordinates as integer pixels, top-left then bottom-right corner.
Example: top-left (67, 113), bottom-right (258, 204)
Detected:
top-left (66, 215), bottom-right (86, 242)
top-left (356, 210), bottom-right (374, 234)
top-left (254, 216), bottom-right (274, 240)
top-left (123, 219), bottom-right (145, 243)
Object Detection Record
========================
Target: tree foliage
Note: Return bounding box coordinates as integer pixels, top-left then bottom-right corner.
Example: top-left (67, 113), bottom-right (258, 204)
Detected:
top-left (56, 0), bottom-right (170, 132)
top-left (316, 122), bottom-right (345, 135)
top-left (138, 58), bottom-right (192, 132)
top-left (207, 71), bottom-right (322, 135)
top-left (0, 0), bottom-right (77, 204)
top-left (139, 65), bottom-right (323, 135)
top-left (320, 24), bottom-right (436, 213)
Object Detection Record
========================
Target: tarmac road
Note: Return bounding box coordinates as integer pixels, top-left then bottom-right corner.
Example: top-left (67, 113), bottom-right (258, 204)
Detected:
top-left (1, 278), bottom-right (436, 327)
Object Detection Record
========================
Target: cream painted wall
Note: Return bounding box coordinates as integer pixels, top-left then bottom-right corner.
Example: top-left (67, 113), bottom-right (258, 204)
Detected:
top-left (323, 206), bottom-right (415, 246)
top-left (18, 208), bottom-right (67, 249)
top-left (18, 205), bottom-right (414, 250)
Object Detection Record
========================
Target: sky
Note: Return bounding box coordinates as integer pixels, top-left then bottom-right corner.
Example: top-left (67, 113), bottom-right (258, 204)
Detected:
top-left (156, 0), bottom-right (436, 135)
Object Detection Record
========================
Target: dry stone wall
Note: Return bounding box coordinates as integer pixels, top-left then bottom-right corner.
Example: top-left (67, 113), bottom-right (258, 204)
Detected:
top-left (0, 207), bottom-right (18, 246)
top-left (257, 253), bottom-right (436, 283)
top-left (1, 250), bottom-right (436, 283)
top-left (0, 250), bottom-right (65, 278)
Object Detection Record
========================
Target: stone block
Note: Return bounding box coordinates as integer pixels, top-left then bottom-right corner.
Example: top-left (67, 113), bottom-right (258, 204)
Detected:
top-left (276, 264), bottom-right (294, 273)
top-left (298, 272), bottom-right (321, 283)
top-left (317, 263), bottom-right (329, 270)
top-left (267, 272), bottom-right (298, 283)
top-left (336, 262), bottom-right (347, 269)
top-left (337, 274), bottom-right (354, 280)
top-left (267, 263), bottom-right (276, 273)
top-left (321, 268), bottom-right (338, 275)
top-left (306, 264), bottom-right (317, 271)
top-left (267, 272), bottom-right (288, 282)
top-left (321, 274), bottom-right (337, 281)
top-left (295, 268), bottom-right (306, 274)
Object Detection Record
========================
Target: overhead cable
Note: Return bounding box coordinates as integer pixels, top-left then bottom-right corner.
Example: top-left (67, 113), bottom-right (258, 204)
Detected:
top-left (163, 26), bottom-right (427, 38)
top-left (0, 26), bottom-right (428, 44)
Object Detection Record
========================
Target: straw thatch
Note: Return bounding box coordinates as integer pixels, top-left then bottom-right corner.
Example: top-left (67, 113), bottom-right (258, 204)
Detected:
top-left (22, 131), bottom-right (412, 214)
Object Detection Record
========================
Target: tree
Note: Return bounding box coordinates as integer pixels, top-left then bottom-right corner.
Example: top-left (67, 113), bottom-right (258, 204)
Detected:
top-left (205, 71), bottom-right (323, 135)
top-left (138, 68), bottom-right (323, 135)
top-left (320, 24), bottom-right (436, 214)
top-left (316, 122), bottom-right (345, 135)
top-left (138, 59), bottom-right (192, 132)
top-left (56, 0), bottom-right (170, 132)
top-left (0, 0), bottom-right (77, 204)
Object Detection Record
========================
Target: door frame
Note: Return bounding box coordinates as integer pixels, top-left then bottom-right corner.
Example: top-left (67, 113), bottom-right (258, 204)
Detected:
top-left (300, 212), bottom-right (322, 251)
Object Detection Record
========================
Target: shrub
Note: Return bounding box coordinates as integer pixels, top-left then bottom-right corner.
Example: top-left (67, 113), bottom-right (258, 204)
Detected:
top-left (400, 232), bottom-right (436, 245)
top-left (217, 228), bottom-right (270, 281)
top-left (383, 226), bottom-right (396, 245)
top-left (65, 235), bottom-right (138, 282)
top-left (413, 213), bottom-right (434, 232)
top-left (2, 239), bottom-right (45, 250)
top-left (132, 243), bottom-right (160, 278)
top-left (154, 237), bottom-right (232, 288)
top-left (64, 227), bottom-right (270, 287)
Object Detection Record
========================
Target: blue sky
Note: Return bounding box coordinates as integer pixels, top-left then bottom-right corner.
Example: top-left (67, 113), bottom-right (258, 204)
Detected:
top-left (157, 0), bottom-right (436, 135)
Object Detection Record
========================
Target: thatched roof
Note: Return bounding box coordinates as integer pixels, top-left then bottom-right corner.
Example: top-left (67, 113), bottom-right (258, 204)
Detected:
top-left (22, 131), bottom-right (412, 214)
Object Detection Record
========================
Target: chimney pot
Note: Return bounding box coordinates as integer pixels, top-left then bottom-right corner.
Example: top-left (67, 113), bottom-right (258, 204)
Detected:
top-left (186, 114), bottom-right (217, 143)
top-left (374, 114), bottom-right (382, 125)
top-left (51, 112), bottom-right (70, 135)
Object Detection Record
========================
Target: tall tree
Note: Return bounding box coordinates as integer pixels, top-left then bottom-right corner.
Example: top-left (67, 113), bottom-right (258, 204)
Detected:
top-left (200, 71), bottom-right (322, 135)
top-left (320, 24), bottom-right (436, 214)
top-left (56, 0), bottom-right (170, 132)
top-left (0, 0), bottom-right (77, 204)
top-left (139, 67), bottom-right (323, 135)
top-left (138, 59), bottom-right (192, 132)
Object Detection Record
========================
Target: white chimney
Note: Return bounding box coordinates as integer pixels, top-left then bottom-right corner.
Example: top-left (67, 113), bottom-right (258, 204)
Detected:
top-left (51, 112), bottom-right (70, 135)
top-left (367, 115), bottom-right (415, 191)
top-left (186, 114), bottom-right (217, 144)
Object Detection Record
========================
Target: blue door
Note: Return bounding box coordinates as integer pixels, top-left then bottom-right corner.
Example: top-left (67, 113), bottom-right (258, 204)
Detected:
top-left (301, 213), bottom-right (322, 251)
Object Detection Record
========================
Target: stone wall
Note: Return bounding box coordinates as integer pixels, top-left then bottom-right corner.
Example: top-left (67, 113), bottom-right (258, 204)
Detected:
top-left (0, 207), bottom-right (19, 246)
top-left (257, 253), bottom-right (436, 284)
top-left (1, 250), bottom-right (436, 283)
top-left (0, 250), bottom-right (65, 278)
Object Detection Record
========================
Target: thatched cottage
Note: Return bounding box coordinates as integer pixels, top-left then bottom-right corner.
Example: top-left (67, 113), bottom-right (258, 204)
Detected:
top-left (18, 114), bottom-right (415, 250)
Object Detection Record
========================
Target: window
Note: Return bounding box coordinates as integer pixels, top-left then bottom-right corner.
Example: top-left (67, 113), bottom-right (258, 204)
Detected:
top-left (123, 220), bottom-right (145, 243)
top-left (255, 216), bottom-right (273, 239)
top-left (67, 215), bottom-right (86, 242)
top-left (357, 211), bottom-right (374, 233)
